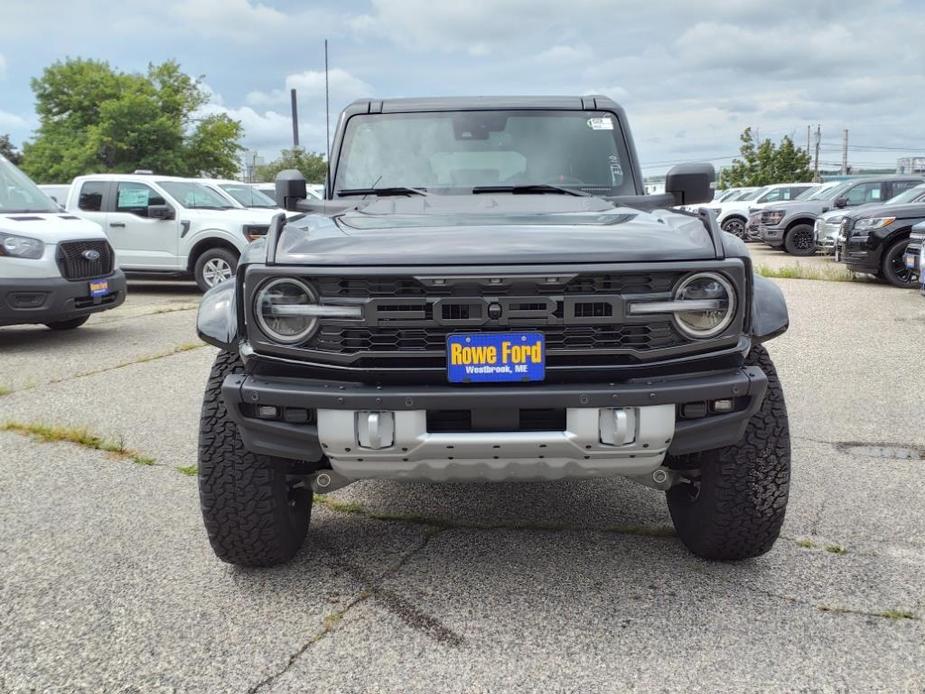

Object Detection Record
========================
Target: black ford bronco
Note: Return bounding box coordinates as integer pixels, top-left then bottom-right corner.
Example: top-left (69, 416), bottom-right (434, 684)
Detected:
top-left (196, 96), bottom-right (791, 566)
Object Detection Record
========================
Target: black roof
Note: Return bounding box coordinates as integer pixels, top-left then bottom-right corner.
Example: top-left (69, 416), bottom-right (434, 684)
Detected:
top-left (344, 95), bottom-right (623, 114)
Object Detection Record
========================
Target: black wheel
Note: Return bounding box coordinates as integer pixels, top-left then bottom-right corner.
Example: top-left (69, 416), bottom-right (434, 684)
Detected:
top-left (45, 316), bottom-right (90, 330)
top-left (721, 217), bottom-right (747, 239)
top-left (783, 224), bottom-right (816, 256)
top-left (194, 247), bottom-right (238, 292)
top-left (880, 238), bottom-right (919, 288)
top-left (198, 350), bottom-right (312, 567)
top-left (666, 344), bottom-right (790, 560)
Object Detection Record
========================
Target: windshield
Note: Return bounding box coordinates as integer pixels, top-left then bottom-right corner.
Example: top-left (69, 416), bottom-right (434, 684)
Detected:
top-left (714, 189), bottom-right (739, 202)
top-left (334, 110), bottom-right (636, 196)
top-left (737, 187), bottom-right (767, 202)
top-left (885, 184), bottom-right (925, 205)
top-left (219, 183), bottom-right (277, 208)
top-left (0, 156), bottom-right (59, 213)
top-left (805, 181), bottom-right (849, 200)
top-left (157, 181), bottom-right (236, 209)
top-left (795, 185), bottom-right (821, 200)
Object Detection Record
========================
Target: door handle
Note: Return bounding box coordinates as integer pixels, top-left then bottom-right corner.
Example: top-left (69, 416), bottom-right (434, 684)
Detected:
top-left (110, 222), bottom-right (126, 228)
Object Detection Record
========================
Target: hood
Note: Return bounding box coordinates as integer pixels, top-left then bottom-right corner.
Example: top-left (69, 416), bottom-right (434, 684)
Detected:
top-left (0, 212), bottom-right (105, 243)
top-left (765, 199), bottom-right (830, 215)
top-left (842, 202), bottom-right (925, 220)
top-left (275, 195), bottom-right (717, 265)
top-left (184, 207), bottom-right (283, 225)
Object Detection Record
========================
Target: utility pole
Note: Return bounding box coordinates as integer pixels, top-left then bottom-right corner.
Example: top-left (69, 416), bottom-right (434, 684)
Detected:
top-left (842, 128), bottom-right (849, 175)
top-left (806, 125), bottom-right (811, 153)
top-left (290, 88), bottom-right (299, 148)
top-left (813, 124), bottom-right (821, 182)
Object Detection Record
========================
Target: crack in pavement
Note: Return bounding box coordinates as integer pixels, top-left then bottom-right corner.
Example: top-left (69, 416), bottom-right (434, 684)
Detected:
top-left (0, 342), bottom-right (208, 396)
top-left (247, 527), bottom-right (460, 694)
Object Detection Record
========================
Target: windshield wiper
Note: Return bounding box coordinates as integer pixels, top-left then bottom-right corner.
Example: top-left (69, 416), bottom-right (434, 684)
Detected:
top-left (472, 184), bottom-right (590, 197)
top-left (337, 186), bottom-right (428, 197)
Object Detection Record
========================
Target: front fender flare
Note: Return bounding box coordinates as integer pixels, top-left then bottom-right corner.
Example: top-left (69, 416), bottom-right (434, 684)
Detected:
top-left (197, 278), bottom-right (239, 351)
top-left (750, 274), bottom-right (789, 343)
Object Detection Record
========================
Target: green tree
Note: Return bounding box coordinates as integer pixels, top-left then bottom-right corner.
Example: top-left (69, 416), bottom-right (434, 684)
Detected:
top-left (255, 148), bottom-right (327, 184)
top-left (0, 134), bottom-right (23, 165)
top-left (21, 58), bottom-right (243, 182)
top-left (718, 127), bottom-right (812, 188)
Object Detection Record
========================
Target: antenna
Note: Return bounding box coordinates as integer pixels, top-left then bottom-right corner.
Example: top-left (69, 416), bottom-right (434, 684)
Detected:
top-left (324, 38), bottom-right (331, 195)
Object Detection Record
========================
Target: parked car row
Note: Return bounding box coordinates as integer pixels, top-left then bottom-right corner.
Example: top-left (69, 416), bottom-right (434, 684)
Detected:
top-left (742, 175), bottom-right (925, 288)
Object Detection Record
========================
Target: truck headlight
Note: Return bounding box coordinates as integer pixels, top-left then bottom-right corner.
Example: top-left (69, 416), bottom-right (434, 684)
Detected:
top-left (764, 210), bottom-right (785, 225)
top-left (627, 272), bottom-right (735, 339)
top-left (243, 224), bottom-right (270, 241)
top-left (852, 217), bottom-right (895, 233)
top-left (672, 273), bottom-right (736, 338)
top-left (255, 278), bottom-right (320, 344)
top-left (0, 231), bottom-right (45, 259)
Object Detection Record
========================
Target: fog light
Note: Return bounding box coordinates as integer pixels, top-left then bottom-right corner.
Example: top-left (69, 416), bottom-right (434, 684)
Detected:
top-left (599, 407), bottom-right (637, 446)
top-left (711, 399), bottom-right (735, 413)
top-left (256, 405), bottom-right (279, 419)
top-left (356, 411), bottom-right (394, 449)
top-left (283, 408), bottom-right (311, 424)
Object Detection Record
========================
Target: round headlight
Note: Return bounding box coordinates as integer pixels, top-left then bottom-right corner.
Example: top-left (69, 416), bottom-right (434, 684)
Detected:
top-left (673, 272), bottom-right (735, 339)
top-left (255, 278), bottom-right (319, 344)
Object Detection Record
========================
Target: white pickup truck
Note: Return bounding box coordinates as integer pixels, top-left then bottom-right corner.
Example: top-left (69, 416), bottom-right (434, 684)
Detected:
top-left (67, 174), bottom-right (283, 291)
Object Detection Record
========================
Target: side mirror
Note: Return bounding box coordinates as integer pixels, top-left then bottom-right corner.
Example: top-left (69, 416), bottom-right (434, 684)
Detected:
top-left (276, 169), bottom-right (307, 211)
top-left (665, 163), bottom-right (716, 206)
top-left (834, 196), bottom-right (848, 208)
top-left (148, 204), bottom-right (175, 220)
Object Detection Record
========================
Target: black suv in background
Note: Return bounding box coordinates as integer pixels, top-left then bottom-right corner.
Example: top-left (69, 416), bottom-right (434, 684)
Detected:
top-left (836, 188), bottom-right (925, 287)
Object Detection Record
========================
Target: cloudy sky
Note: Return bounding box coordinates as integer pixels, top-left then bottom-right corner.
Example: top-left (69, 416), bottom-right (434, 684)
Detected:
top-left (2, 0), bottom-right (924, 175)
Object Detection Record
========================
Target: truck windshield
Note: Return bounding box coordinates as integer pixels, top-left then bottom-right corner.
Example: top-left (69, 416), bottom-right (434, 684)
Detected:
top-left (219, 183), bottom-right (278, 209)
top-left (158, 181), bottom-right (237, 209)
top-left (0, 156), bottom-right (59, 213)
top-left (333, 110), bottom-right (636, 197)
top-left (804, 181), bottom-right (847, 200)
top-left (885, 184), bottom-right (925, 205)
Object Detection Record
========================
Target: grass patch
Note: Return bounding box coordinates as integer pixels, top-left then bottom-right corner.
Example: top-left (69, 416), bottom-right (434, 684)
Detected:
top-left (0, 385), bottom-right (11, 397)
top-left (880, 610), bottom-right (916, 621)
top-left (755, 263), bottom-right (860, 282)
top-left (1, 422), bottom-right (156, 466)
top-left (796, 538), bottom-right (817, 549)
top-left (825, 543), bottom-right (848, 555)
top-left (176, 464), bottom-right (198, 477)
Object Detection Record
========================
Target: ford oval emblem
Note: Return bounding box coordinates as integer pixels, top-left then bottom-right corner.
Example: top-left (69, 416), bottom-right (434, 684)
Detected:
top-left (82, 249), bottom-right (101, 261)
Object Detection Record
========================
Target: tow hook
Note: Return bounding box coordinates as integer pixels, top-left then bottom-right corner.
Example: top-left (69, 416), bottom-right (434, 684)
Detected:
top-left (310, 469), bottom-right (354, 494)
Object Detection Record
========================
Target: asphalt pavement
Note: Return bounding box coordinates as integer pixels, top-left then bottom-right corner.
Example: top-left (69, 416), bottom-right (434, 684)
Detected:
top-left (1, 262), bottom-right (923, 693)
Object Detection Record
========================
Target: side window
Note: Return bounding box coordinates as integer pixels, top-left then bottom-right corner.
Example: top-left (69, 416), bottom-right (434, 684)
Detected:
top-left (844, 183), bottom-right (881, 205)
top-left (759, 188), bottom-right (784, 203)
top-left (786, 186), bottom-right (809, 200)
top-left (78, 181), bottom-right (107, 211)
top-left (115, 182), bottom-right (165, 217)
top-left (890, 180), bottom-right (919, 197)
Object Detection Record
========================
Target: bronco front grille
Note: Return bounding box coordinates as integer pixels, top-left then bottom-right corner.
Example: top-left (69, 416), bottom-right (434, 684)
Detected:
top-left (315, 323), bottom-right (683, 355)
top-left (57, 240), bottom-right (114, 280)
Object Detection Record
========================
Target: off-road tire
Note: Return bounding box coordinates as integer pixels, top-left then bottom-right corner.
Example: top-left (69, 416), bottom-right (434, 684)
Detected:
top-left (666, 344), bottom-right (790, 560)
top-left (721, 216), bottom-right (747, 239)
top-left (194, 247), bottom-right (238, 292)
top-left (880, 238), bottom-right (918, 288)
top-left (783, 223), bottom-right (816, 256)
top-left (44, 316), bottom-right (90, 330)
top-left (198, 350), bottom-right (312, 566)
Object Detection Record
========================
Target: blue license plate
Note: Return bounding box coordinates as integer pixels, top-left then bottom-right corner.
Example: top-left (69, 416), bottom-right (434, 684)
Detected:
top-left (447, 332), bottom-right (545, 383)
top-left (89, 279), bottom-right (110, 297)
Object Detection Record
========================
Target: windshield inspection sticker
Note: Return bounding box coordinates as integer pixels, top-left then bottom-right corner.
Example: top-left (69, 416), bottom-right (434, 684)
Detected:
top-left (587, 117), bottom-right (614, 130)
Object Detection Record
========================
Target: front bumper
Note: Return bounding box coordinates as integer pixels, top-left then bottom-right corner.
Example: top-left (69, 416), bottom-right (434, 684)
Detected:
top-left (758, 224), bottom-right (785, 247)
top-left (0, 270), bottom-right (126, 327)
top-left (222, 366), bottom-right (768, 482)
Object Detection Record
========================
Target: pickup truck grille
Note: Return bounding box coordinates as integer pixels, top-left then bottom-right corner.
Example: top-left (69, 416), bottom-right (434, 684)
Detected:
top-left (57, 239), bottom-right (115, 280)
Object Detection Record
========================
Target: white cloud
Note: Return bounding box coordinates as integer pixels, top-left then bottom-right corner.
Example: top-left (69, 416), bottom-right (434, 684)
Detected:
top-left (246, 69), bottom-right (372, 107)
top-left (535, 44), bottom-right (593, 65)
top-left (168, 0), bottom-right (287, 41)
top-left (0, 110), bottom-right (28, 129)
